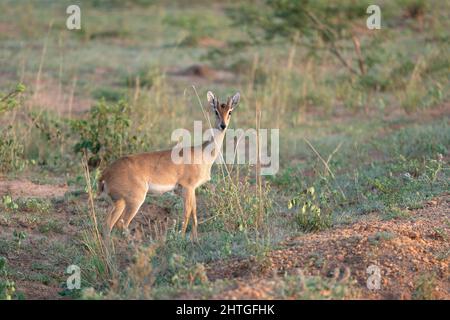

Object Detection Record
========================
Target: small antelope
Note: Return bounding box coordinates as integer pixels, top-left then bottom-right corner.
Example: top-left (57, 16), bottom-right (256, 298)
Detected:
top-left (99, 91), bottom-right (240, 240)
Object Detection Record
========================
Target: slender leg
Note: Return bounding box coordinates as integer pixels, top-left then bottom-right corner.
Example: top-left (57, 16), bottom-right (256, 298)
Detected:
top-left (115, 218), bottom-right (125, 230)
top-left (105, 199), bottom-right (126, 235)
top-left (190, 190), bottom-right (198, 242)
top-left (122, 195), bottom-right (146, 230)
top-left (181, 188), bottom-right (194, 237)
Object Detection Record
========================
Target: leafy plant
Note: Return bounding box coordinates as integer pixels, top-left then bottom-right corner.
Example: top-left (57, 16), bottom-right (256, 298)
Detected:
top-left (21, 198), bottom-right (52, 214)
top-left (1, 195), bottom-right (18, 211)
top-left (0, 83), bottom-right (25, 116)
top-left (0, 257), bottom-right (16, 300)
top-left (288, 187), bottom-right (332, 232)
top-left (71, 99), bottom-right (142, 167)
top-left (12, 230), bottom-right (27, 249)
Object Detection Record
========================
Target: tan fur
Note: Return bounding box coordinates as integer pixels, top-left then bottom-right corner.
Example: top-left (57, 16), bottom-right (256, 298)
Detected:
top-left (100, 91), bottom-right (240, 241)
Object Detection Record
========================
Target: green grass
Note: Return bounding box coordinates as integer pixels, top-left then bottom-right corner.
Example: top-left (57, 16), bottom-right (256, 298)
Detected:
top-left (38, 219), bottom-right (64, 234)
top-left (271, 271), bottom-right (358, 299)
top-left (19, 198), bottom-right (53, 214)
top-left (273, 119), bottom-right (449, 224)
top-left (382, 207), bottom-right (412, 221)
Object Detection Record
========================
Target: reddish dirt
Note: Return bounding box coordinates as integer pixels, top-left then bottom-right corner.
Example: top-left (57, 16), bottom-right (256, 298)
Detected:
top-left (0, 179), bottom-right (68, 198)
top-left (206, 196), bottom-right (450, 300)
top-left (14, 280), bottom-right (62, 300)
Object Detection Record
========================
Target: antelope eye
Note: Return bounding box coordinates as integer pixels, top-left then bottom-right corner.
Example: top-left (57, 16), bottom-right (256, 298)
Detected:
top-left (228, 111), bottom-right (232, 116)
top-left (215, 110), bottom-right (219, 116)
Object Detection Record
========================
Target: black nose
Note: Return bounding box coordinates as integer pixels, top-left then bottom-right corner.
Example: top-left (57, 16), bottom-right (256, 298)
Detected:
top-left (220, 123), bottom-right (226, 130)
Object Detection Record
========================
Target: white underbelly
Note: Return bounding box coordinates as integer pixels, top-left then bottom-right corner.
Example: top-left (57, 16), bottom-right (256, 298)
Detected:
top-left (147, 182), bottom-right (176, 194)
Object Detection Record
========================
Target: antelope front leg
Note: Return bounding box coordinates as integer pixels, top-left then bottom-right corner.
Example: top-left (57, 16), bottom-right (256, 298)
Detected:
top-left (181, 188), bottom-right (194, 238)
top-left (104, 199), bottom-right (126, 237)
top-left (190, 190), bottom-right (198, 242)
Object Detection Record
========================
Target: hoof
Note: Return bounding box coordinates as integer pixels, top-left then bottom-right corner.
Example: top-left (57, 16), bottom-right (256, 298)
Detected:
top-left (115, 219), bottom-right (125, 230)
top-left (121, 228), bottom-right (131, 238)
top-left (190, 233), bottom-right (199, 243)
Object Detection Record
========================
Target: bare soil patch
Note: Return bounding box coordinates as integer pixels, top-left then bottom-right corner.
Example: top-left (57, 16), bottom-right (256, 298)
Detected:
top-left (0, 179), bottom-right (68, 198)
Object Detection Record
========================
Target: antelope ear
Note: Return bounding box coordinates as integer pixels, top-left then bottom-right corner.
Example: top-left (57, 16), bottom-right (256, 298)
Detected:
top-left (230, 92), bottom-right (240, 110)
top-left (207, 91), bottom-right (218, 110)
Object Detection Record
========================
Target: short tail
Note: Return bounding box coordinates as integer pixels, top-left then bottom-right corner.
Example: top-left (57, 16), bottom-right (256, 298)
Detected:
top-left (97, 178), bottom-right (105, 196)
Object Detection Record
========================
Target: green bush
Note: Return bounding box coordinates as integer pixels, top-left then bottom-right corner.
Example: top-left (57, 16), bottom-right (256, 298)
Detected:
top-left (71, 99), bottom-right (143, 167)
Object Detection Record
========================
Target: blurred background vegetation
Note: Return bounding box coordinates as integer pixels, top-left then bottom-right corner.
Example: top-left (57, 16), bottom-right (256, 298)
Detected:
top-left (0, 0), bottom-right (448, 167)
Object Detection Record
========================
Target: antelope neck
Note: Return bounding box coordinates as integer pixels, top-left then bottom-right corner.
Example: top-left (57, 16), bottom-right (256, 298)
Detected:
top-left (203, 127), bottom-right (226, 161)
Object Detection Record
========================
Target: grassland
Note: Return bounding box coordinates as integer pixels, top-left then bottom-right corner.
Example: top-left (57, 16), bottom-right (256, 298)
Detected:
top-left (0, 0), bottom-right (449, 300)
